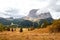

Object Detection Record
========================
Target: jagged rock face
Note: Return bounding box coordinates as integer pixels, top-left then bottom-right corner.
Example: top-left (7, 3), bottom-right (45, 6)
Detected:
top-left (24, 9), bottom-right (53, 22)
top-left (38, 12), bottom-right (52, 19)
top-left (28, 9), bottom-right (52, 19)
top-left (22, 9), bottom-right (39, 21)
top-left (28, 9), bottom-right (39, 18)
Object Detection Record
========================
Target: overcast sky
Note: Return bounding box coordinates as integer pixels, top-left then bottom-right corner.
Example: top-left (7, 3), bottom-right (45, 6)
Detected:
top-left (0, 0), bottom-right (60, 19)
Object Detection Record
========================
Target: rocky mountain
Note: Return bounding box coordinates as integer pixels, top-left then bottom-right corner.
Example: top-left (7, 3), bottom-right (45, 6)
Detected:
top-left (22, 9), bottom-right (53, 26)
top-left (23, 9), bottom-right (53, 22)
top-left (28, 9), bottom-right (39, 18)
top-left (38, 12), bottom-right (52, 19)
top-left (0, 9), bottom-right (53, 28)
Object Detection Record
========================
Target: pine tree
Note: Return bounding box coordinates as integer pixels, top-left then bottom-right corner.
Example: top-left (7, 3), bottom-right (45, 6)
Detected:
top-left (11, 28), bottom-right (14, 32)
top-left (38, 24), bottom-right (41, 28)
top-left (41, 20), bottom-right (48, 28)
top-left (20, 27), bottom-right (23, 32)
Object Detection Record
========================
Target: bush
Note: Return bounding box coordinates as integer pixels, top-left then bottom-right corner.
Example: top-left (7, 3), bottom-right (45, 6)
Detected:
top-left (20, 28), bottom-right (23, 32)
top-left (0, 24), bottom-right (5, 32)
top-left (0, 27), bottom-right (3, 32)
top-left (28, 26), bottom-right (35, 31)
top-left (11, 28), bottom-right (14, 32)
top-left (6, 27), bottom-right (10, 31)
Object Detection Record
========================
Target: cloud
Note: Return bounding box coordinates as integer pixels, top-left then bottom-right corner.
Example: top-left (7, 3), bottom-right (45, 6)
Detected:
top-left (5, 8), bottom-right (25, 18)
top-left (0, 0), bottom-right (60, 19)
top-left (4, 8), bottom-right (19, 16)
top-left (0, 8), bottom-right (25, 18)
top-left (48, 0), bottom-right (60, 12)
top-left (0, 0), bottom-right (49, 18)
top-left (36, 0), bottom-right (60, 19)
top-left (5, 8), bottom-right (19, 14)
top-left (48, 0), bottom-right (60, 19)
top-left (0, 12), bottom-right (10, 18)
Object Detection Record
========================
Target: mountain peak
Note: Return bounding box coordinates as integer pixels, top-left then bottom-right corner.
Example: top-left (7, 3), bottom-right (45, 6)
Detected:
top-left (38, 12), bottom-right (52, 19)
top-left (23, 9), bottom-right (53, 22)
top-left (28, 9), bottom-right (39, 18)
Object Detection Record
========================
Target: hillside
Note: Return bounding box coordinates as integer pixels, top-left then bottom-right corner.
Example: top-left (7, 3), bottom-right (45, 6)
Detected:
top-left (0, 28), bottom-right (60, 40)
top-left (0, 9), bottom-right (53, 28)
top-left (0, 19), bottom-right (60, 40)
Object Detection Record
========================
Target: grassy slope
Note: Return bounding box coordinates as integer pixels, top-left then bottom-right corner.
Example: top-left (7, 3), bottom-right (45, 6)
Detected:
top-left (0, 28), bottom-right (60, 40)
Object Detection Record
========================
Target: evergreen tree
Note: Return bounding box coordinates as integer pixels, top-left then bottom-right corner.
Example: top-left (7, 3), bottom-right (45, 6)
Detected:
top-left (20, 27), bottom-right (23, 32)
top-left (41, 20), bottom-right (48, 28)
top-left (11, 28), bottom-right (14, 32)
top-left (37, 24), bottom-right (41, 28)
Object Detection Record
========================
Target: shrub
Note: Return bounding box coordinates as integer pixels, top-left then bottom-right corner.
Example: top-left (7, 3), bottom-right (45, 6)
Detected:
top-left (20, 27), bottom-right (23, 32)
top-left (6, 27), bottom-right (10, 31)
top-left (28, 26), bottom-right (35, 31)
top-left (0, 27), bottom-right (3, 32)
top-left (0, 24), bottom-right (5, 32)
top-left (11, 28), bottom-right (14, 32)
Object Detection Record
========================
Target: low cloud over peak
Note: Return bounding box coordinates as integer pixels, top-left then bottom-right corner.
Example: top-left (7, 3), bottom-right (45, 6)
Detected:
top-left (0, 0), bottom-right (60, 19)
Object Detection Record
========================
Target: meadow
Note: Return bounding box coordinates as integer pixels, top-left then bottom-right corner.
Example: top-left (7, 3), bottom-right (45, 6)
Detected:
top-left (0, 28), bottom-right (60, 40)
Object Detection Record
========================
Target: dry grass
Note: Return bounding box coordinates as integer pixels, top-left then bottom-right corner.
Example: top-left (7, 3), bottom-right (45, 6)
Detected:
top-left (0, 28), bottom-right (60, 40)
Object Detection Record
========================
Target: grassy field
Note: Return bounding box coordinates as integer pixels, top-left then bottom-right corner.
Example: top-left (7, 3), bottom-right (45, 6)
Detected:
top-left (0, 28), bottom-right (60, 40)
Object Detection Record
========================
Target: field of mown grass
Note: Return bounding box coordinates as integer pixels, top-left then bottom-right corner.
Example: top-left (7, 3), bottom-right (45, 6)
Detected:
top-left (0, 28), bottom-right (60, 40)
